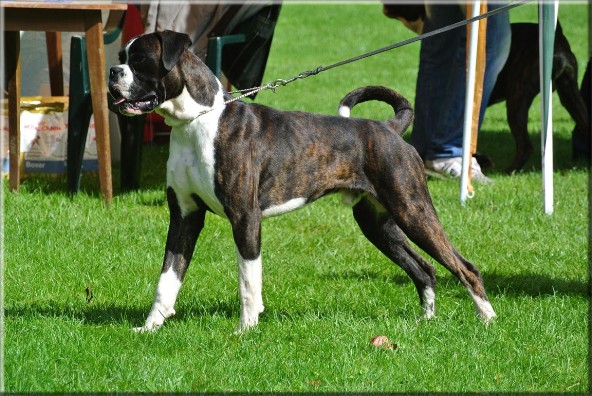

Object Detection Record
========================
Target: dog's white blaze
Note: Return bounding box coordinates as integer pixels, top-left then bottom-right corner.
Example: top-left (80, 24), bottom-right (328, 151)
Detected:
top-left (113, 36), bottom-right (140, 97)
top-left (236, 251), bottom-right (264, 333)
top-left (124, 35), bottom-right (139, 53)
top-left (114, 64), bottom-right (135, 97)
top-left (338, 105), bottom-right (351, 118)
top-left (469, 290), bottom-right (496, 323)
top-left (136, 266), bottom-right (182, 332)
top-left (262, 198), bottom-right (307, 217)
top-left (165, 84), bottom-right (227, 217)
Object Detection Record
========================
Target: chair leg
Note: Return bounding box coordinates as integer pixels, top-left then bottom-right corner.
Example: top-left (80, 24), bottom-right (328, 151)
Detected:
top-left (118, 113), bottom-right (145, 192)
top-left (67, 95), bottom-right (93, 193)
top-left (67, 36), bottom-right (92, 194)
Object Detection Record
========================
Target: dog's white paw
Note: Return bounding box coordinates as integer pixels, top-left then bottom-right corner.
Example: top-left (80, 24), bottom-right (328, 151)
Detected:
top-left (422, 287), bottom-right (436, 319)
top-left (422, 309), bottom-right (436, 320)
top-left (133, 306), bottom-right (176, 333)
top-left (234, 317), bottom-right (258, 334)
top-left (473, 297), bottom-right (496, 324)
top-left (478, 307), bottom-right (497, 325)
top-left (133, 324), bottom-right (160, 333)
top-left (133, 316), bottom-right (165, 333)
top-left (235, 303), bottom-right (264, 334)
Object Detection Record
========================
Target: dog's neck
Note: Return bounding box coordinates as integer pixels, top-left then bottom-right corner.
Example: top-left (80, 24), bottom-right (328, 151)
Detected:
top-left (156, 85), bottom-right (226, 127)
top-left (155, 53), bottom-right (226, 127)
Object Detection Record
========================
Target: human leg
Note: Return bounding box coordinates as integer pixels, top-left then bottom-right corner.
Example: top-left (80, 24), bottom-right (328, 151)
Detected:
top-left (411, 4), bottom-right (465, 159)
top-left (478, 2), bottom-right (511, 126)
top-left (418, 3), bottom-right (510, 180)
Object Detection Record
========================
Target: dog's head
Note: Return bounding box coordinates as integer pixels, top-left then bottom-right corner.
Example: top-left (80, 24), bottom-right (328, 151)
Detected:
top-left (109, 30), bottom-right (192, 116)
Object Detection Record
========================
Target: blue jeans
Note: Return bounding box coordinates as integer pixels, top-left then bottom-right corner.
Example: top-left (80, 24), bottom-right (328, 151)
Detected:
top-left (411, 3), bottom-right (511, 160)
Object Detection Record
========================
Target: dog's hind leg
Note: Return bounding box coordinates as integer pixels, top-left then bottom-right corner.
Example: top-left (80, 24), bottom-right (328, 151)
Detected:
top-left (505, 89), bottom-right (536, 172)
top-left (373, 151), bottom-right (495, 321)
top-left (352, 196), bottom-right (437, 318)
top-left (551, 34), bottom-right (589, 133)
top-left (390, 198), bottom-right (496, 322)
top-left (135, 188), bottom-right (206, 332)
top-left (229, 210), bottom-right (265, 333)
top-left (555, 72), bottom-right (590, 134)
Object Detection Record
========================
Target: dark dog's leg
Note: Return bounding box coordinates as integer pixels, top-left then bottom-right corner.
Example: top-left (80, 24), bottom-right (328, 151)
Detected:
top-left (505, 89), bottom-right (536, 172)
top-left (572, 59), bottom-right (591, 161)
top-left (552, 35), bottom-right (590, 141)
top-left (352, 196), bottom-right (437, 318)
top-left (135, 187), bottom-right (206, 332)
top-left (393, 203), bottom-right (495, 321)
top-left (555, 72), bottom-right (590, 138)
top-left (229, 210), bottom-right (265, 333)
top-left (375, 150), bottom-right (495, 321)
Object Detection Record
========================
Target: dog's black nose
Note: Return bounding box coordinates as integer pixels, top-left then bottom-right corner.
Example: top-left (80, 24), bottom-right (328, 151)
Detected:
top-left (110, 66), bottom-right (124, 78)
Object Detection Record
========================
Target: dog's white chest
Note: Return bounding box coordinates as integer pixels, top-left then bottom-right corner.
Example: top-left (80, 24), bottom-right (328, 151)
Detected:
top-left (167, 119), bottom-right (226, 218)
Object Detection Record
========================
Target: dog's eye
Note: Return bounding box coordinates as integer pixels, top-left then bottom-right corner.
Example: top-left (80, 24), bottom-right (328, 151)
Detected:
top-left (130, 54), bottom-right (147, 64)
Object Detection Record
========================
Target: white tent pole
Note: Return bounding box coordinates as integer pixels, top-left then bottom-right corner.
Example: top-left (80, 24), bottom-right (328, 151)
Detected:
top-left (539, 0), bottom-right (558, 215)
top-left (461, 0), bottom-right (481, 204)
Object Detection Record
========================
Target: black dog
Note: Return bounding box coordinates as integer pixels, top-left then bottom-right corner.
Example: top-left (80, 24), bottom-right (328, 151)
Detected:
top-left (489, 22), bottom-right (589, 171)
top-left (109, 31), bottom-right (496, 332)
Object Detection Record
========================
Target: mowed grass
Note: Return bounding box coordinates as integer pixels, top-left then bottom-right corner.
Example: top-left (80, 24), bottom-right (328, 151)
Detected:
top-left (2, 2), bottom-right (589, 393)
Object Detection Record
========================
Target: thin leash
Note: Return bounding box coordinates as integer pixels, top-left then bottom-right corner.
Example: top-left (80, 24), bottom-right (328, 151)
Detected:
top-left (197, 0), bottom-right (532, 118)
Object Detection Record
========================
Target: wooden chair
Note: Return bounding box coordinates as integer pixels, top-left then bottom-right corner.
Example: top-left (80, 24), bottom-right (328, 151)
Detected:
top-left (66, 10), bottom-right (125, 193)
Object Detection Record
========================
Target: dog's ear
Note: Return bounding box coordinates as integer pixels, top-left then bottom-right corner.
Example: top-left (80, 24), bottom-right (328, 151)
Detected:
top-left (157, 30), bottom-right (192, 72)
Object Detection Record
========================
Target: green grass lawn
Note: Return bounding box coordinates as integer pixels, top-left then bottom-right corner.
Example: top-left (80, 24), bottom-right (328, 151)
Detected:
top-left (2, 2), bottom-right (589, 393)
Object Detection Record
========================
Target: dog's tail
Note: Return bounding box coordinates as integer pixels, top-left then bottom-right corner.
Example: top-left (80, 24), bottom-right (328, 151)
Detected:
top-left (337, 86), bottom-right (414, 135)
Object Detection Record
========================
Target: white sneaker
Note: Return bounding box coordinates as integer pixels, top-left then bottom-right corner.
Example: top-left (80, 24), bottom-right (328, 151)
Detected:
top-left (424, 157), bottom-right (492, 184)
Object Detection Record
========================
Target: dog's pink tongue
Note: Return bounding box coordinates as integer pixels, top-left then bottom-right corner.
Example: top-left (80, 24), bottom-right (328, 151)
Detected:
top-left (113, 98), bottom-right (126, 105)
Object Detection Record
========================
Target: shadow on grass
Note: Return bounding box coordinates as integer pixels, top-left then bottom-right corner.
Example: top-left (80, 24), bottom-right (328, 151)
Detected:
top-left (320, 268), bottom-right (410, 285)
top-left (483, 273), bottom-right (590, 298)
top-left (403, 124), bottom-right (588, 173)
top-left (437, 272), bottom-right (589, 300)
top-left (473, 128), bottom-right (589, 173)
top-left (322, 267), bottom-right (589, 298)
top-left (11, 173), bottom-right (104, 198)
top-left (4, 302), bottom-right (148, 326)
top-left (4, 297), bottom-right (240, 327)
top-left (5, 272), bottom-right (587, 328)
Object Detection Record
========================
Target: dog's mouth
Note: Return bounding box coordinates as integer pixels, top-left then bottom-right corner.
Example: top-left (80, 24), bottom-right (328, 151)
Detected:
top-left (110, 92), bottom-right (159, 116)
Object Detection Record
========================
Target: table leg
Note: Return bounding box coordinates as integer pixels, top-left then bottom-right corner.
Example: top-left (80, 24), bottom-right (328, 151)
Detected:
top-left (6, 31), bottom-right (21, 192)
top-left (84, 11), bottom-right (113, 203)
top-left (45, 32), bottom-right (64, 97)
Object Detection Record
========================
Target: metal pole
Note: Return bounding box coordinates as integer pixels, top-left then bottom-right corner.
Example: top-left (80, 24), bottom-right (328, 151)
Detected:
top-left (461, 1), bottom-right (483, 204)
top-left (539, 0), bottom-right (558, 214)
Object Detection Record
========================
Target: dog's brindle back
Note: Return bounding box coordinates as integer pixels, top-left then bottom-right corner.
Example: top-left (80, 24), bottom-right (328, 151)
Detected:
top-left (110, 31), bottom-right (495, 332)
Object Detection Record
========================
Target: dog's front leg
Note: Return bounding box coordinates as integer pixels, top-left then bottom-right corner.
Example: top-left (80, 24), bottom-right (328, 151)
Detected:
top-left (135, 188), bottom-right (206, 332)
top-left (230, 211), bottom-right (264, 333)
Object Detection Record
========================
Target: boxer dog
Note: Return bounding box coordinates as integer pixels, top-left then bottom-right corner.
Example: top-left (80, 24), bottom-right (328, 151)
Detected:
top-left (109, 31), bottom-right (495, 333)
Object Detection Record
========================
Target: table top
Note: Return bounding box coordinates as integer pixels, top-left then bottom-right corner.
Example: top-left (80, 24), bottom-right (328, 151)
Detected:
top-left (2, 1), bottom-right (127, 32)
top-left (0, 1), bottom-right (127, 11)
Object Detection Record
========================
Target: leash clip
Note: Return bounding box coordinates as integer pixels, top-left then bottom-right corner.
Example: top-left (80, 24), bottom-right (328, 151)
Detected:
top-left (298, 66), bottom-right (323, 79)
top-left (269, 78), bottom-right (290, 91)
